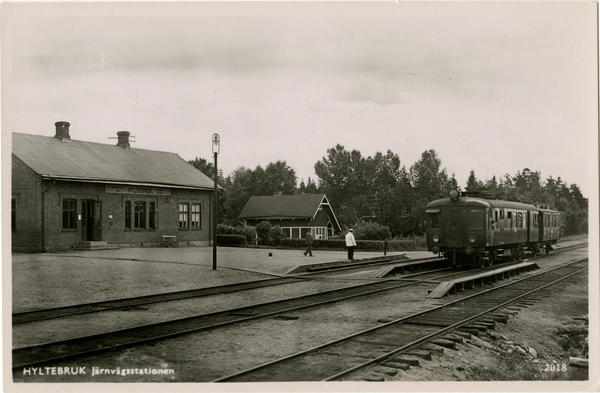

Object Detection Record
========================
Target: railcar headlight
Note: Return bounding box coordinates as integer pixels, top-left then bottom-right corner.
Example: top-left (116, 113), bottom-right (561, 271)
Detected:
top-left (433, 235), bottom-right (440, 243)
top-left (469, 236), bottom-right (476, 244)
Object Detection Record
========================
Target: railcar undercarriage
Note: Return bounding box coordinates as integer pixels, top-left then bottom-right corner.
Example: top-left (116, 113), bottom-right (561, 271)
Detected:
top-left (440, 241), bottom-right (555, 269)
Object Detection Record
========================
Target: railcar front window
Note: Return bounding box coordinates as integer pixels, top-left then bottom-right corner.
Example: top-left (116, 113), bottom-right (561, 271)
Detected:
top-left (428, 213), bottom-right (440, 229)
top-left (469, 210), bottom-right (483, 229)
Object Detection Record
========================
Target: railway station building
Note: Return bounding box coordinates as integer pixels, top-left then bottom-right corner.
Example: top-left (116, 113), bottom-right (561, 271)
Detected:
top-left (238, 193), bottom-right (342, 240)
top-left (11, 121), bottom-right (217, 252)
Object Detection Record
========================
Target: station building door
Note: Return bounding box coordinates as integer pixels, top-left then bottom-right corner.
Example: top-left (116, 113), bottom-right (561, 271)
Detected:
top-left (81, 200), bottom-right (102, 241)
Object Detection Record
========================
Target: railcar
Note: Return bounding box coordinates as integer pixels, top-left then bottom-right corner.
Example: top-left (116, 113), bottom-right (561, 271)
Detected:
top-left (425, 190), bottom-right (561, 268)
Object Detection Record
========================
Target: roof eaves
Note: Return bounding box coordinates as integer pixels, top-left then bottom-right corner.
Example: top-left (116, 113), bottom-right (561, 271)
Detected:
top-left (42, 176), bottom-right (220, 191)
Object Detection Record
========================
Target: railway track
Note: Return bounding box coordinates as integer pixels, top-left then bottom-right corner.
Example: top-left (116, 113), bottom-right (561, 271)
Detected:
top-left (12, 245), bottom-right (584, 371)
top-left (10, 263), bottom-right (475, 370)
top-left (13, 241), bottom-right (586, 324)
top-left (213, 257), bottom-right (588, 382)
top-left (12, 256), bottom-right (447, 324)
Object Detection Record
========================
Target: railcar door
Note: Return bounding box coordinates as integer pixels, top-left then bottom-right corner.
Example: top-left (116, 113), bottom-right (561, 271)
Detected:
top-left (498, 209), bottom-right (506, 245)
top-left (448, 210), bottom-right (462, 248)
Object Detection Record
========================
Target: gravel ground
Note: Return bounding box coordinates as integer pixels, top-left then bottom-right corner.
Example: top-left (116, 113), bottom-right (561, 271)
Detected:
top-left (11, 246), bottom-right (421, 311)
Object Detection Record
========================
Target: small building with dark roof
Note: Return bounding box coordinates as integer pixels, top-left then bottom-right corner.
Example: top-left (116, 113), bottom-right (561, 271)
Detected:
top-left (238, 193), bottom-right (341, 240)
top-left (11, 121), bottom-right (216, 252)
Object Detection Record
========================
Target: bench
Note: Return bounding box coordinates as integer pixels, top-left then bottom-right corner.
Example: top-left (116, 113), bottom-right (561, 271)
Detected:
top-left (162, 235), bottom-right (178, 248)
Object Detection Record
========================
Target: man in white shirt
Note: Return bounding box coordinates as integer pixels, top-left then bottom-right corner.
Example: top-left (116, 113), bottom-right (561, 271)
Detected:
top-left (345, 228), bottom-right (357, 261)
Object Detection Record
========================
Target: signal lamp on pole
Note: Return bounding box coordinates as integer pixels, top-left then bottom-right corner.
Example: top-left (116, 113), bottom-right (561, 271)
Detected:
top-left (212, 133), bottom-right (220, 270)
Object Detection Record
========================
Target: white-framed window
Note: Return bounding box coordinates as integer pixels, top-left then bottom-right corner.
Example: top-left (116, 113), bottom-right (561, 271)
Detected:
top-left (191, 203), bottom-right (201, 228)
top-left (314, 227), bottom-right (324, 239)
top-left (179, 203), bottom-right (189, 228)
top-left (134, 201), bottom-right (146, 229)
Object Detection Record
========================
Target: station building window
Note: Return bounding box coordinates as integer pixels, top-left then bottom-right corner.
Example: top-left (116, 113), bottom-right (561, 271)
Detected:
top-left (179, 203), bottom-right (189, 228)
top-left (149, 202), bottom-right (158, 229)
top-left (11, 198), bottom-right (16, 231)
top-left (191, 203), bottom-right (201, 228)
top-left (134, 201), bottom-right (146, 229)
top-left (63, 199), bottom-right (77, 229)
top-left (125, 201), bottom-right (132, 229)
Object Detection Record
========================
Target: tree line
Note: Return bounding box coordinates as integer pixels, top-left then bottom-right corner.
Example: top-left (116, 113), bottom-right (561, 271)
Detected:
top-left (189, 145), bottom-right (588, 237)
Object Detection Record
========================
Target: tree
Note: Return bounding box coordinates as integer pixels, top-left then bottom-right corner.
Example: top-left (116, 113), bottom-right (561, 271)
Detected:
top-left (264, 161), bottom-right (297, 195)
top-left (298, 177), bottom-right (320, 194)
top-left (188, 157), bottom-right (224, 183)
top-left (314, 145), bottom-right (368, 224)
top-left (465, 170), bottom-right (483, 192)
top-left (569, 184), bottom-right (587, 210)
top-left (222, 166), bottom-right (254, 224)
top-left (408, 149), bottom-right (453, 234)
top-left (221, 161), bottom-right (298, 224)
top-left (367, 150), bottom-right (406, 234)
top-left (484, 175), bottom-right (499, 197)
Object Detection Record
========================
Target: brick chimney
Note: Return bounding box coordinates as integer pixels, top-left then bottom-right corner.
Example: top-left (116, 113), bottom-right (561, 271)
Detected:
top-left (116, 131), bottom-right (130, 150)
top-left (54, 121), bottom-right (71, 141)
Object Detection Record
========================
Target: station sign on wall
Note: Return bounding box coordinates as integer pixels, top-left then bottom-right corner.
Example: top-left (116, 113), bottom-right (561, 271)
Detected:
top-left (105, 185), bottom-right (172, 196)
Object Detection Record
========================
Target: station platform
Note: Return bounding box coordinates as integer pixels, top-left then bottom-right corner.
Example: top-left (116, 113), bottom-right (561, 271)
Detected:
top-left (426, 261), bottom-right (540, 299)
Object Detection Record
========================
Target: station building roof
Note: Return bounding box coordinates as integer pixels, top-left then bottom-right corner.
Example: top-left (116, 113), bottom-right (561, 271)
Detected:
top-left (12, 130), bottom-right (216, 190)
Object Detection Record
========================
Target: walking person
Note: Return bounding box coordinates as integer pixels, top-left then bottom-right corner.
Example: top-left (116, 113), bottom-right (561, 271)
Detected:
top-left (345, 228), bottom-right (357, 261)
top-left (303, 230), bottom-right (314, 257)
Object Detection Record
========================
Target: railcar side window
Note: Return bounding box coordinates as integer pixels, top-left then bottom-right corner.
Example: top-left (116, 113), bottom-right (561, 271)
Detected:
top-left (517, 212), bottom-right (523, 228)
top-left (428, 213), bottom-right (440, 229)
top-left (507, 211), bottom-right (512, 228)
top-left (469, 210), bottom-right (483, 229)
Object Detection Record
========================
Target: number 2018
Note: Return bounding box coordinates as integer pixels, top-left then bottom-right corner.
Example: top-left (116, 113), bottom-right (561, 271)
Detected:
top-left (544, 364), bottom-right (567, 372)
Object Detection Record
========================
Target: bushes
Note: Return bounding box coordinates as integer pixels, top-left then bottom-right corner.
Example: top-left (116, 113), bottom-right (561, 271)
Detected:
top-left (352, 220), bottom-right (391, 240)
top-left (216, 221), bottom-right (427, 251)
top-left (217, 234), bottom-right (246, 246)
top-left (218, 223), bottom-right (256, 244)
top-left (279, 237), bottom-right (426, 251)
top-left (256, 221), bottom-right (272, 245)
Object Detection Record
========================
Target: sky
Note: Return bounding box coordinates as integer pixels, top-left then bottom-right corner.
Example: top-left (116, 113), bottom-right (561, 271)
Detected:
top-left (2, 2), bottom-right (597, 197)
